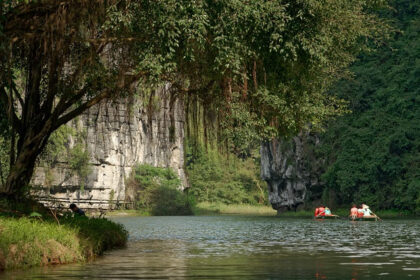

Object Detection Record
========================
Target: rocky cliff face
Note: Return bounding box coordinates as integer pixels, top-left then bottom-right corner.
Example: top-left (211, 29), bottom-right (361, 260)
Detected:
top-left (32, 85), bottom-right (186, 209)
top-left (260, 132), bottom-right (323, 213)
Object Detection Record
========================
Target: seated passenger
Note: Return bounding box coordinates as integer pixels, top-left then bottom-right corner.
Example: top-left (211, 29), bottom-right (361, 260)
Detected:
top-left (350, 205), bottom-right (358, 220)
top-left (318, 205), bottom-right (326, 216)
top-left (314, 207), bottom-right (320, 217)
top-left (324, 207), bottom-right (332, 215)
top-left (362, 204), bottom-right (373, 216)
top-left (357, 207), bottom-right (364, 218)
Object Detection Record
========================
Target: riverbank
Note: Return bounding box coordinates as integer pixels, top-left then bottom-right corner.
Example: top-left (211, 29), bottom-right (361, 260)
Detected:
top-left (105, 205), bottom-right (417, 219)
top-left (106, 203), bottom-right (277, 217)
top-left (0, 216), bottom-right (128, 271)
top-left (192, 202), bottom-right (277, 216)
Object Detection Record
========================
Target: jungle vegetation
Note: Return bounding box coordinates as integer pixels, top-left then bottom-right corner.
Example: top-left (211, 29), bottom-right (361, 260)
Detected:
top-left (126, 164), bottom-right (194, 215)
top-left (317, 0), bottom-right (420, 213)
top-left (0, 0), bottom-right (388, 198)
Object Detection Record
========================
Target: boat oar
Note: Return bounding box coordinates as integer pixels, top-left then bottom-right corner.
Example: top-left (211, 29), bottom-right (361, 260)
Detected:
top-left (370, 211), bottom-right (382, 221)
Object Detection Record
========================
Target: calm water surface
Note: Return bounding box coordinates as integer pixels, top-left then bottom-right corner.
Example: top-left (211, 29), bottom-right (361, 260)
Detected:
top-left (2, 216), bottom-right (420, 279)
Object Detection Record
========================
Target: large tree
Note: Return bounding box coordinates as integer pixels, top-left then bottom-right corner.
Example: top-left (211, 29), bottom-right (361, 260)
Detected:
top-left (0, 0), bottom-right (387, 197)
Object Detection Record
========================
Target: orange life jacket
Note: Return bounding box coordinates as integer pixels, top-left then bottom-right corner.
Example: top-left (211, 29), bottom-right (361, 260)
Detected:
top-left (357, 209), bottom-right (364, 217)
top-left (315, 208), bottom-right (320, 217)
top-left (318, 207), bottom-right (325, 216)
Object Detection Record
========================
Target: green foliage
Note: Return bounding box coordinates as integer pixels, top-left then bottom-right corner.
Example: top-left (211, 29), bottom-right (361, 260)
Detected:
top-left (186, 141), bottom-right (267, 205)
top-left (127, 164), bottom-right (193, 215)
top-left (60, 216), bottom-right (128, 256)
top-left (40, 126), bottom-right (91, 187)
top-left (318, 0), bottom-right (420, 212)
top-left (68, 143), bottom-right (91, 184)
top-left (1, 0), bottom-right (389, 195)
top-left (193, 202), bottom-right (276, 216)
top-left (0, 216), bottom-right (127, 270)
top-left (41, 125), bottom-right (77, 166)
top-left (0, 217), bottom-right (82, 269)
top-left (28, 211), bottom-right (42, 218)
top-left (173, 0), bottom-right (390, 158)
top-left (0, 135), bottom-right (10, 188)
top-left (0, 98), bottom-right (10, 188)
top-left (220, 93), bottom-right (277, 158)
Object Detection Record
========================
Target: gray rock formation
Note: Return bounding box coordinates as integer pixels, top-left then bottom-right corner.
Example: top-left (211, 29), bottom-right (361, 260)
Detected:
top-left (32, 85), bottom-right (186, 209)
top-left (260, 132), bottom-right (323, 213)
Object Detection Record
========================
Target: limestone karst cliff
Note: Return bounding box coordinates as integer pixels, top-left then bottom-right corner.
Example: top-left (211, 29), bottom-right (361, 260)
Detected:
top-left (32, 85), bottom-right (186, 209)
top-left (260, 132), bottom-right (323, 213)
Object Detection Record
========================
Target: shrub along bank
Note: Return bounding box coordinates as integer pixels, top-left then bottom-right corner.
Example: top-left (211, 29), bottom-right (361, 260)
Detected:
top-left (126, 164), bottom-right (194, 215)
top-left (192, 202), bottom-right (276, 216)
top-left (0, 215), bottom-right (127, 271)
top-left (185, 144), bottom-right (268, 206)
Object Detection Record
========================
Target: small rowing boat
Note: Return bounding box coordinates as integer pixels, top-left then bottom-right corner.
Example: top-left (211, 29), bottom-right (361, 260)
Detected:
top-left (349, 215), bottom-right (379, 221)
top-left (315, 215), bottom-right (339, 220)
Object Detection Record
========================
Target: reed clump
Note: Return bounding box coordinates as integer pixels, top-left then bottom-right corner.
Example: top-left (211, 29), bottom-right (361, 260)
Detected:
top-left (0, 216), bottom-right (127, 271)
top-left (193, 202), bottom-right (276, 216)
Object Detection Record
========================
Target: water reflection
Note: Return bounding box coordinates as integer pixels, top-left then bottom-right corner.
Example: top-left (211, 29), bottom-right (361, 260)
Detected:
top-left (2, 216), bottom-right (420, 279)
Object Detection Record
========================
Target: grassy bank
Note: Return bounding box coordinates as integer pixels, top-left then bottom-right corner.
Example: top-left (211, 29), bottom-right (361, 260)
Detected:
top-left (192, 202), bottom-right (277, 216)
top-left (106, 206), bottom-right (416, 219)
top-left (107, 203), bottom-right (277, 216)
top-left (0, 216), bottom-right (128, 271)
top-left (277, 209), bottom-right (417, 219)
top-left (106, 209), bottom-right (147, 217)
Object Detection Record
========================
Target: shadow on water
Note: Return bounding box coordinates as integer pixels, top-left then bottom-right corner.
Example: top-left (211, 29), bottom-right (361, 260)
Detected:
top-left (2, 216), bottom-right (420, 279)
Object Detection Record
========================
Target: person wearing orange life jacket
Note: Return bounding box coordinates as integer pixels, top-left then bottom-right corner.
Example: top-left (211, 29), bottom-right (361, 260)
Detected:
top-left (314, 207), bottom-right (320, 217)
top-left (318, 205), bottom-right (326, 216)
top-left (357, 205), bottom-right (364, 218)
top-left (350, 204), bottom-right (358, 220)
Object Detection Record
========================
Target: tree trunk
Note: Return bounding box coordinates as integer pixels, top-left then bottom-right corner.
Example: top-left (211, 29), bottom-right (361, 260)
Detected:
top-left (1, 131), bottom-right (48, 196)
top-left (3, 158), bottom-right (35, 196)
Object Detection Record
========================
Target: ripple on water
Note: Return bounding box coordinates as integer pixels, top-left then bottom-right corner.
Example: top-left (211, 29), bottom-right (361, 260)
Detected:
top-left (2, 216), bottom-right (420, 280)
top-left (339, 263), bottom-right (395, 265)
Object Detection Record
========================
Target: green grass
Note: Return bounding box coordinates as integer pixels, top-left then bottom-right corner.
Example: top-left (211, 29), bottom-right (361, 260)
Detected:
top-left (0, 217), bottom-right (82, 270)
top-left (106, 203), bottom-right (277, 216)
top-left (192, 202), bottom-right (277, 216)
top-left (61, 216), bottom-right (128, 257)
top-left (0, 216), bottom-right (128, 271)
top-left (106, 209), bottom-right (152, 217)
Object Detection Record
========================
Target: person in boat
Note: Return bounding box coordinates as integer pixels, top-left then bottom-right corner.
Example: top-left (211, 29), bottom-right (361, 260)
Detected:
top-left (317, 205), bottom-right (326, 217)
top-left (362, 204), bottom-right (374, 217)
top-left (314, 207), bottom-right (320, 217)
top-left (357, 205), bottom-right (364, 218)
top-left (324, 207), bottom-right (332, 216)
top-left (350, 204), bottom-right (358, 220)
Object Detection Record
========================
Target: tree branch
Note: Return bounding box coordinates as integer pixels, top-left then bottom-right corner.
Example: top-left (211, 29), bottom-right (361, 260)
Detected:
top-left (172, 80), bottom-right (215, 97)
top-left (53, 72), bottom-right (140, 130)
top-left (0, 86), bottom-right (22, 133)
top-left (41, 54), bottom-right (60, 117)
top-left (53, 89), bottom-right (111, 129)
top-left (11, 82), bottom-right (24, 109)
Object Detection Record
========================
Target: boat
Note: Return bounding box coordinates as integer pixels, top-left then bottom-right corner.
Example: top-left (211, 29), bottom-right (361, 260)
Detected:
top-left (349, 215), bottom-right (379, 221)
top-left (315, 215), bottom-right (339, 220)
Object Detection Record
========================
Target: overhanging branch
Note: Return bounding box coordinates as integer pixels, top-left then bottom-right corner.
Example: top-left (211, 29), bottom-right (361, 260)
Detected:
top-left (11, 82), bottom-right (24, 109)
top-left (53, 89), bottom-right (111, 129)
top-left (0, 86), bottom-right (22, 133)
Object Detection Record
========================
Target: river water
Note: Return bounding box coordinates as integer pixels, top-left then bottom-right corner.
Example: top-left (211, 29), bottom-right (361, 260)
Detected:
top-left (2, 216), bottom-right (420, 279)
